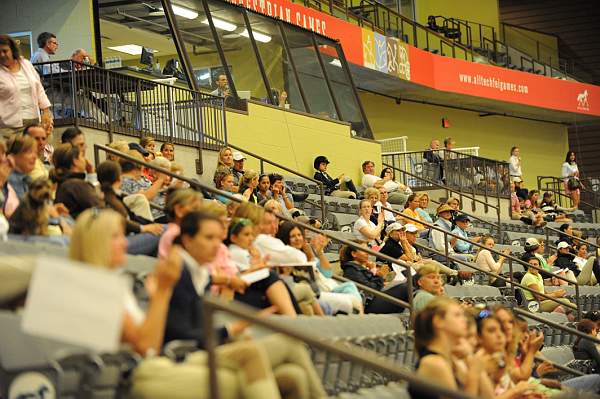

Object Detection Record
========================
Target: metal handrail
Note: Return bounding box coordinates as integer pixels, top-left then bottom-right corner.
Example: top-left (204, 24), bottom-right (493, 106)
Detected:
top-left (94, 144), bottom-right (415, 311)
top-left (291, 0), bottom-right (474, 61)
top-left (226, 143), bottom-right (326, 223)
top-left (381, 205), bottom-right (580, 318)
top-left (34, 59), bottom-right (227, 169)
top-left (382, 161), bottom-right (502, 239)
top-left (202, 297), bottom-right (473, 399)
top-left (333, 275), bottom-right (411, 309)
top-left (514, 308), bottom-right (600, 346)
top-left (543, 225), bottom-right (600, 255)
top-left (537, 175), bottom-right (599, 211)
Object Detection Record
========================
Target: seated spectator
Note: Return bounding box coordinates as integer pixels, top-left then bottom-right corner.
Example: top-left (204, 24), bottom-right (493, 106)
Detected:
top-left (213, 168), bottom-right (237, 204)
top-left (116, 150), bottom-right (155, 221)
top-left (557, 223), bottom-right (577, 249)
top-left (69, 208), bottom-right (181, 356)
top-left (429, 204), bottom-right (473, 263)
top-left (409, 297), bottom-right (495, 398)
top-left (237, 170), bottom-right (259, 204)
top-left (231, 151), bottom-right (245, 186)
top-left (360, 160), bottom-right (378, 190)
top-left (160, 142), bottom-right (175, 162)
top-left (475, 235), bottom-right (509, 287)
top-left (555, 241), bottom-right (599, 285)
top-left (140, 136), bottom-right (156, 156)
top-left (106, 140), bottom-right (129, 161)
top-left (22, 124), bottom-right (49, 180)
top-left (380, 167), bottom-right (412, 205)
top-left (520, 254), bottom-right (574, 316)
top-left (0, 139), bottom-right (16, 222)
top-left (377, 223), bottom-right (415, 283)
top-left (268, 173), bottom-right (293, 216)
top-left (256, 174), bottom-right (271, 203)
top-left (61, 127), bottom-right (94, 173)
top-left (158, 188), bottom-right (204, 258)
top-left (400, 193), bottom-right (427, 232)
top-left (413, 264), bottom-right (444, 313)
top-left (278, 221), bottom-right (363, 314)
top-left (451, 214), bottom-right (481, 254)
top-left (312, 155), bottom-right (357, 199)
top-left (513, 176), bottom-right (528, 200)
top-left (6, 134), bottom-right (37, 201)
top-left (373, 183), bottom-right (396, 225)
top-left (51, 143), bottom-right (100, 219)
top-left (384, 223), bottom-right (463, 279)
top-left (340, 242), bottom-right (408, 314)
top-left (574, 319), bottom-right (600, 371)
top-left (97, 160), bottom-right (164, 255)
top-left (523, 238), bottom-right (565, 285)
top-left (119, 150), bottom-right (167, 220)
top-left (540, 191), bottom-right (573, 223)
top-left (169, 162), bottom-right (188, 190)
top-left (146, 157), bottom-right (171, 222)
top-left (511, 181), bottom-right (545, 227)
top-left (353, 199), bottom-right (384, 247)
top-left (364, 187), bottom-right (390, 238)
top-left (415, 193), bottom-right (434, 224)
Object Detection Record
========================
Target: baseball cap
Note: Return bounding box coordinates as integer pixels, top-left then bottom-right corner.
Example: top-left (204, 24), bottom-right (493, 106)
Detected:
top-left (404, 224), bottom-right (419, 233)
top-left (512, 176), bottom-right (523, 183)
top-left (524, 237), bottom-right (540, 251)
top-left (454, 214), bottom-right (470, 223)
top-left (233, 151), bottom-right (246, 161)
top-left (557, 241), bottom-right (571, 250)
top-left (385, 222), bottom-right (405, 235)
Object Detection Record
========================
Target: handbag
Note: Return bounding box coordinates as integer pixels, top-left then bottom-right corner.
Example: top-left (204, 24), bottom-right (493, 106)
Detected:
top-left (567, 177), bottom-right (581, 191)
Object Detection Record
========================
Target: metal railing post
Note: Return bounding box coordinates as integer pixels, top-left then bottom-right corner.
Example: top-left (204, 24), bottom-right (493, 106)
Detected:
top-left (202, 303), bottom-right (219, 399)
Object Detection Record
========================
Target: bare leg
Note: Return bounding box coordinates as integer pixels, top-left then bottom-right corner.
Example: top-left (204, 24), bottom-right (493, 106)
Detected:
top-left (266, 281), bottom-right (297, 317)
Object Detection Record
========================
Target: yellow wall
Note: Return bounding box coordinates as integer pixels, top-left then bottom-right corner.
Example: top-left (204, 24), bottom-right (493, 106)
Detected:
top-left (416, 0), bottom-right (500, 31)
top-left (359, 92), bottom-right (568, 189)
top-left (226, 102), bottom-right (381, 183)
top-left (503, 26), bottom-right (559, 67)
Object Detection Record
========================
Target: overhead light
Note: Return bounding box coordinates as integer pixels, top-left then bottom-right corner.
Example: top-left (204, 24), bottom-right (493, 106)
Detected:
top-left (240, 29), bottom-right (272, 43)
top-left (201, 17), bottom-right (237, 32)
top-left (167, 4), bottom-right (198, 20)
top-left (198, 72), bottom-right (210, 80)
top-left (108, 44), bottom-right (157, 55)
top-left (329, 59), bottom-right (342, 67)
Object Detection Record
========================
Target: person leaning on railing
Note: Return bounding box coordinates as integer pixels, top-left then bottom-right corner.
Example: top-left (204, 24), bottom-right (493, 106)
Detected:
top-left (0, 35), bottom-right (53, 139)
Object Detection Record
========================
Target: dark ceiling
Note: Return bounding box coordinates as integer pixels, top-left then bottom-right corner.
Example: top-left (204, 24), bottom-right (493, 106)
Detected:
top-left (499, 0), bottom-right (600, 85)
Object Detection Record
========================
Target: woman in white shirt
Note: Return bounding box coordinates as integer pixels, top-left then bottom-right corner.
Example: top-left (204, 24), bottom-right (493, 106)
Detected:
top-left (562, 151), bottom-right (581, 209)
top-left (353, 199), bottom-right (384, 247)
top-left (509, 146), bottom-right (522, 178)
top-left (475, 235), bottom-right (510, 287)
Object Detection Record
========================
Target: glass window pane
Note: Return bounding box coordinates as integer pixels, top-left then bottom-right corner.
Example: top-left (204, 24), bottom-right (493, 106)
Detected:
top-left (202, 0), bottom-right (268, 102)
top-left (98, 1), bottom-right (183, 77)
top-left (282, 25), bottom-right (338, 120)
top-left (246, 13), bottom-right (306, 112)
top-left (316, 38), bottom-right (369, 137)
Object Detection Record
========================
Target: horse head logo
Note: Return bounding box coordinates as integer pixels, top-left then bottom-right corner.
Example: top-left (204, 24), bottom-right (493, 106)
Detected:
top-left (577, 90), bottom-right (589, 110)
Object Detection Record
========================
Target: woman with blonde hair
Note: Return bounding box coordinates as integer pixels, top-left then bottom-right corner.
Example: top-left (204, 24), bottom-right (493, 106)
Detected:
top-left (416, 193), bottom-right (434, 224)
top-left (216, 146), bottom-right (234, 169)
top-left (69, 208), bottom-right (181, 356)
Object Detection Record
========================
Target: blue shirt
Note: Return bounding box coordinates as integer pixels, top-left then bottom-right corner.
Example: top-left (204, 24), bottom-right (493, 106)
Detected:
top-left (8, 171), bottom-right (31, 200)
top-left (452, 226), bottom-right (472, 253)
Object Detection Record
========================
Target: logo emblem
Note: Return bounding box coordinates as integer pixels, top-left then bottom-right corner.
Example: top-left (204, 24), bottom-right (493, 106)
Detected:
top-left (9, 372), bottom-right (56, 399)
top-left (577, 90), bottom-right (590, 111)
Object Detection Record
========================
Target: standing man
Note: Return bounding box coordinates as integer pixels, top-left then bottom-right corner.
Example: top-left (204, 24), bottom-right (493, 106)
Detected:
top-left (30, 32), bottom-right (59, 74)
top-left (210, 74), bottom-right (229, 97)
top-left (423, 139), bottom-right (444, 183)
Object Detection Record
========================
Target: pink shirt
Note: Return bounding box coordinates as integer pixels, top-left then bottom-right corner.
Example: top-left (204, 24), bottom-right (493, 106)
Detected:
top-left (511, 193), bottom-right (520, 213)
top-left (0, 58), bottom-right (51, 128)
top-left (158, 223), bottom-right (180, 259)
top-left (208, 244), bottom-right (239, 294)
